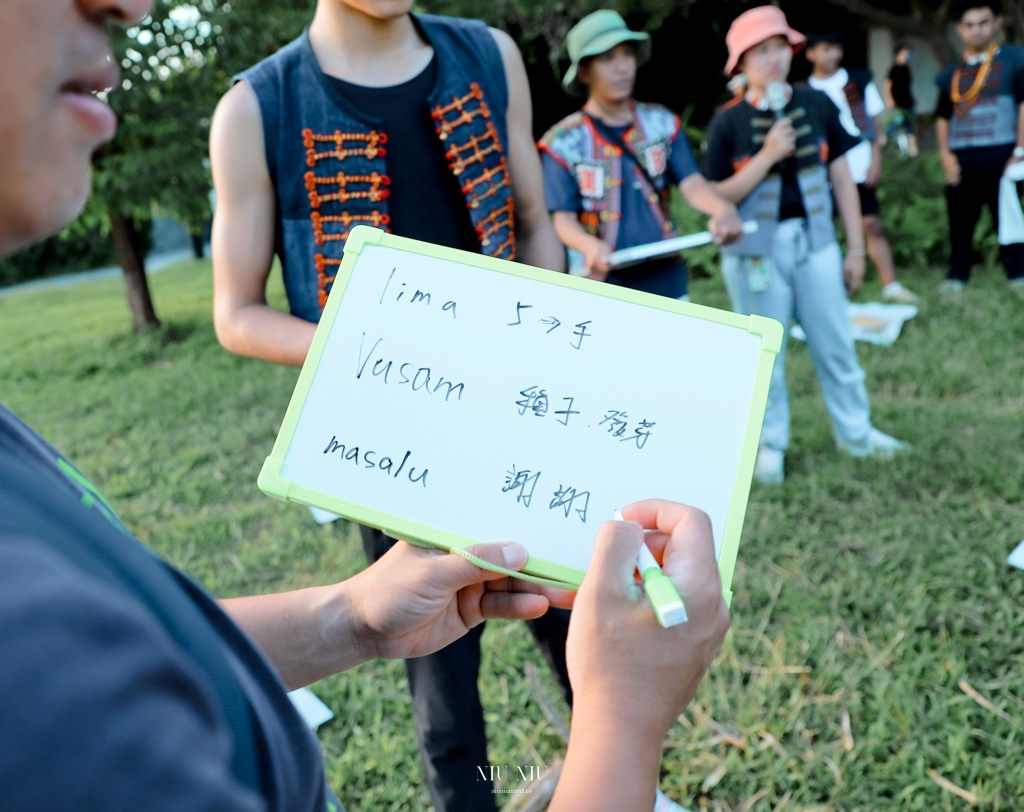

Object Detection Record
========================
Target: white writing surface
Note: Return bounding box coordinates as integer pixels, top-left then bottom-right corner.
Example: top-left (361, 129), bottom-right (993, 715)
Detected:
top-left (280, 243), bottom-right (763, 573)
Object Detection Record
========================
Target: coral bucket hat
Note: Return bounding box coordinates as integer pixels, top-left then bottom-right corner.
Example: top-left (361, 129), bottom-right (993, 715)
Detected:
top-left (724, 6), bottom-right (805, 77)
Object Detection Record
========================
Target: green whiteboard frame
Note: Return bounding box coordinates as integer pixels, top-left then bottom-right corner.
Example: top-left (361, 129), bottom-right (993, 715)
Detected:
top-left (259, 226), bottom-right (782, 603)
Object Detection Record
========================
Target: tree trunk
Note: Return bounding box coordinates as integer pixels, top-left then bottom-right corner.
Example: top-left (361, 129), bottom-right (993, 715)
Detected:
top-left (109, 209), bottom-right (159, 333)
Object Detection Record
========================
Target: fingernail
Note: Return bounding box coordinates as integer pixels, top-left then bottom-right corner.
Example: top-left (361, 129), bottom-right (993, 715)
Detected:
top-left (502, 543), bottom-right (528, 570)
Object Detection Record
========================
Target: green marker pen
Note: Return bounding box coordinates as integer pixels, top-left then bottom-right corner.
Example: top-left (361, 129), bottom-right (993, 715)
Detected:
top-left (614, 509), bottom-right (688, 628)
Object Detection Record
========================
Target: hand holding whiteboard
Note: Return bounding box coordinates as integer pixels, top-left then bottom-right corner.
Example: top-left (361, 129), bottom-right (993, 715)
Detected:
top-left (258, 227), bottom-right (782, 602)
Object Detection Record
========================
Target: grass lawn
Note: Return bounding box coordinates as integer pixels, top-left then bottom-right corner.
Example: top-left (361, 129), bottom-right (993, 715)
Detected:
top-left (1, 256), bottom-right (1023, 811)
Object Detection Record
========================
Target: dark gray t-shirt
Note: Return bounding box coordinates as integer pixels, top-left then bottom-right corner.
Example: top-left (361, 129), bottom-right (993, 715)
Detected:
top-left (0, 404), bottom-right (338, 812)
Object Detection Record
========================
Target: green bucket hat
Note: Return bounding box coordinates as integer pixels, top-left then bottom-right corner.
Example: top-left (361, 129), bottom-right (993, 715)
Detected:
top-left (562, 10), bottom-right (652, 97)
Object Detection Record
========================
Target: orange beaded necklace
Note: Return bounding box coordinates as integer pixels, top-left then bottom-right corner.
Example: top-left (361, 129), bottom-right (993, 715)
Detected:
top-left (951, 41), bottom-right (999, 112)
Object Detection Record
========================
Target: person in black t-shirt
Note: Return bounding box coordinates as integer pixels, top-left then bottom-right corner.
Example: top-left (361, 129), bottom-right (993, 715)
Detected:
top-left (209, 4), bottom-right (575, 810)
top-left (0, 7), bottom-right (730, 812)
top-left (706, 6), bottom-right (905, 484)
top-left (884, 44), bottom-right (919, 157)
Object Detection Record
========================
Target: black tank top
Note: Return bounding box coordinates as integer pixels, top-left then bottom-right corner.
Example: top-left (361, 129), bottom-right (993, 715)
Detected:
top-left (327, 56), bottom-right (481, 253)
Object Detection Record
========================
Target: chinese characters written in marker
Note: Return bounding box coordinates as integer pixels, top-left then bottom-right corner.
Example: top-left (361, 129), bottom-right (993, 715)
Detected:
top-left (515, 386), bottom-right (579, 426)
top-left (506, 302), bottom-right (593, 350)
top-left (599, 410), bottom-right (655, 449)
top-left (502, 465), bottom-right (542, 507)
top-left (500, 465), bottom-right (590, 523)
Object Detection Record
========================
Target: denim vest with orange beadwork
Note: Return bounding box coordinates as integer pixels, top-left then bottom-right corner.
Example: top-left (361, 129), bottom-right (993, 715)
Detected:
top-left (538, 103), bottom-right (680, 250)
top-left (238, 16), bottom-right (515, 323)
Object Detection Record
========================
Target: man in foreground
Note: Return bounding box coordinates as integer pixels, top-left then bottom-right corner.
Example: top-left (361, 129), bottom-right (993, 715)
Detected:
top-left (0, 1), bottom-right (730, 811)
top-left (935, 0), bottom-right (1024, 295)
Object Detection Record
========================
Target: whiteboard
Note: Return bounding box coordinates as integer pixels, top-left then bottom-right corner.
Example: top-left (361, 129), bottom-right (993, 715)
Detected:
top-left (259, 227), bottom-right (781, 596)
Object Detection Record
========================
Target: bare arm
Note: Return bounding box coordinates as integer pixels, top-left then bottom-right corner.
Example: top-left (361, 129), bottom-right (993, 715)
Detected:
top-left (677, 173), bottom-right (743, 244)
top-left (552, 211), bottom-right (612, 279)
top-left (865, 116), bottom-right (883, 187)
top-left (221, 541), bottom-right (572, 690)
top-left (491, 28), bottom-right (565, 272)
top-left (712, 118), bottom-right (795, 205)
top-left (828, 156), bottom-right (866, 294)
top-left (936, 117), bottom-right (962, 185)
top-left (882, 78), bottom-right (895, 109)
top-left (209, 81), bottom-right (316, 367)
top-left (548, 502), bottom-right (730, 811)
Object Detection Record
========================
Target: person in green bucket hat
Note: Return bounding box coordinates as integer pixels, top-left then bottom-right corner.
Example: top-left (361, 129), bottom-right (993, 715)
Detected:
top-left (540, 10), bottom-right (743, 300)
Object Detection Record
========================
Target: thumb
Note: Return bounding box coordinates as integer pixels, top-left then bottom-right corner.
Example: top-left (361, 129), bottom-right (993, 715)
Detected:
top-left (584, 520), bottom-right (644, 599)
top-left (429, 541), bottom-right (529, 592)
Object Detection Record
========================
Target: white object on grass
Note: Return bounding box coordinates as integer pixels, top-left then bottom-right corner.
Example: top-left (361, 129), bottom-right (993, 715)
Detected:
top-left (1007, 540), bottom-right (1024, 571)
top-left (309, 505), bottom-right (341, 524)
top-left (288, 687), bottom-right (335, 730)
top-left (789, 302), bottom-right (917, 347)
top-left (998, 161), bottom-right (1024, 245)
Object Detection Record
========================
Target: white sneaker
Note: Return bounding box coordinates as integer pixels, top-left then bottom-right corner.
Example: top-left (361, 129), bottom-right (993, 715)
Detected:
top-left (655, 788), bottom-right (693, 812)
top-left (754, 446), bottom-right (784, 483)
top-left (882, 281), bottom-right (919, 304)
top-left (936, 279), bottom-right (966, 297)
top-left (837, 427), bottom-right (906, 458)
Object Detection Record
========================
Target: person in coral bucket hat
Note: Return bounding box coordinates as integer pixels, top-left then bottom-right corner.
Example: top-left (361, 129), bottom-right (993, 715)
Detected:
top-left (704, 6), bottom-right (906, 484)
top-left (723, 5), bottom-right (805, 77)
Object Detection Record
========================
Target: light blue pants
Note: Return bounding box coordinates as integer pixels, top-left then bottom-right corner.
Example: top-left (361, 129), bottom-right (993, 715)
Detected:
top-left (738, 219), bottom-right (872, 452)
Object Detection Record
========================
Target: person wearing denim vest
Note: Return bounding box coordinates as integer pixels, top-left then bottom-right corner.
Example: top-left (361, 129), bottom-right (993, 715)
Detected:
top-left (707, 7), bottom-right (905, 484)
top-left (209, 3), bottom-right (568, 810)
top-left (935, 0), bottom-right (1024, 295)
top-left (539, 11), bottom-right (742, 298)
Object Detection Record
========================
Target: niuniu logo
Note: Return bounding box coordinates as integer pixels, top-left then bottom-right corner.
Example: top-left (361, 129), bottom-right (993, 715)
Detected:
top-left (477, 765), bottom-right (545, 782)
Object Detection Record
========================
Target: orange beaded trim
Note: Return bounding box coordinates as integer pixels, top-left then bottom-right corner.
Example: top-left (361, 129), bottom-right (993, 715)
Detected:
top-left (303, 128), bottom-right (391, 308)
top-left (314, 253), bottom-right (343, 308)
top-left (431, 84), bottom-right (516, 259)
top-left (474, 198), bottom-right (515, 251)
top-left (432, 83), bottom-right (490, 140)
top-left (302, 128), bottom-right (387, 166)
top-left (311, 211), bottom-right (390, 246)
top-left (460, 157), bottom-right (512, 208)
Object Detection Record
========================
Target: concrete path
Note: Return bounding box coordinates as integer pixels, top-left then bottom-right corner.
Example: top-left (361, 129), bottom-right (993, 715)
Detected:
top-left (0, 248), bottom-right (199, 298)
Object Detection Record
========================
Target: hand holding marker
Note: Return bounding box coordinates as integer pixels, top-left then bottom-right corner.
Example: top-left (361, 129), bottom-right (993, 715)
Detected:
top-left (613, 508), bottom-right (688, 627)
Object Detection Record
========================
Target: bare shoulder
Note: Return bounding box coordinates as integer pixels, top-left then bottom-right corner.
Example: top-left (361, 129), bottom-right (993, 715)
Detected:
top-left (212, 81), bottom-right (263, 138)
top-left (210, 81), bottom-right (270, 192)
top-left (488, 26), bottom-right (526, 73)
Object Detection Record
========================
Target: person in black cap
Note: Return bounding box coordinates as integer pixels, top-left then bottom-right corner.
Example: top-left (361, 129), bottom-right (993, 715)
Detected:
top-left (805, 30), bottom-right (919, 303)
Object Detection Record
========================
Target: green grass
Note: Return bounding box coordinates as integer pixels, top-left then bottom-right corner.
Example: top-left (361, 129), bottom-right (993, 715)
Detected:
top-left (1, 256), bottom-right (1023, 811)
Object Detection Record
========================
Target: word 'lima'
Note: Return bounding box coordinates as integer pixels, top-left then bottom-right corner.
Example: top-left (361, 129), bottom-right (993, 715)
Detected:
top-left (323, 436), bottom-right (428, 487)
top-left (356, 334), bottom-right (466, 402)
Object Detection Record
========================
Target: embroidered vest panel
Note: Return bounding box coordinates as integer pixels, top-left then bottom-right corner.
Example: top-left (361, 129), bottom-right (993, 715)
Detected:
top-left (722, 97), bottom-right (836, 257)
top-left (539, 102), bottom-right (680, 250)
top-left (239, 15), bottom-right (514, 323)
top-left (842, 69), bottom-right (876, 142)
top-left (942, 47), bottom-right (1023, 149)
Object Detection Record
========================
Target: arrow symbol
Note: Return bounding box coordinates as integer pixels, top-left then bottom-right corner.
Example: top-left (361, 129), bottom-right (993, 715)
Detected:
top-left (540, 316), bottom-right (561, 333)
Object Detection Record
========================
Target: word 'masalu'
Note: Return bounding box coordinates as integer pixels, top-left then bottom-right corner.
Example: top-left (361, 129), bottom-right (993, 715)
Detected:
top-left (323, 436), bottom-right (428, 487)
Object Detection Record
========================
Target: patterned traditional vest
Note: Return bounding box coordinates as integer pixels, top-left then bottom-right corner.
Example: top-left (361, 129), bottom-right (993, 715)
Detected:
top-left (940, 45), bottom-right (1023, 151)
top-left (718, 87), bottom-right (838, 258)
top-left (538, 103), bottom-right (680, 249)
top-left (239, 15), bottom-right (515, 323)
top-left (842, 68), bottom-right (876, 142)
